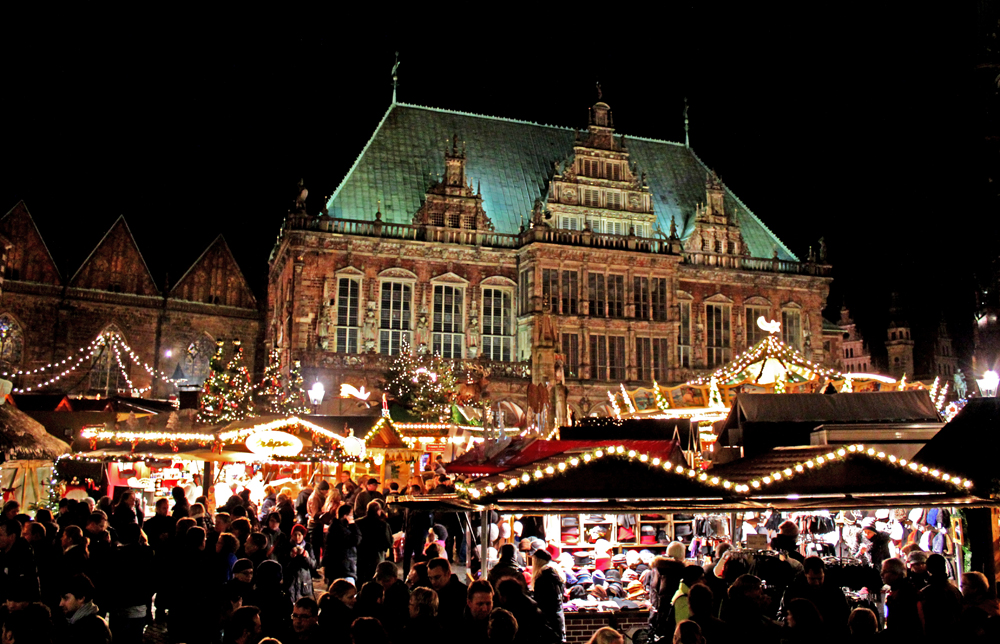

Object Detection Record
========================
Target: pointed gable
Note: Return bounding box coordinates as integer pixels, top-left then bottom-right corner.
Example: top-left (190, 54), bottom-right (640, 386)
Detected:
top-left (170, 236), bottom-right (256, 308)
top-left (70, 216), bottom-right (159, 296)
top-left (0, 201), bottom-right (62, 285)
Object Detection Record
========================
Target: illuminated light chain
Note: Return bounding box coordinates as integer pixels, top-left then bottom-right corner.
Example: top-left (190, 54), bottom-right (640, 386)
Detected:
top-left (12, 335), bottom-right (108, 392)
top-left (928, 376), bottom-right (940, 403)
top-left (84, 416), bottom-right (364, 457)
top-left (688, 335), bottom-right (846, 387)
top-left (738, 444), bottom-right (974, 492)
top-left (935, 383), bottom-right (949, 412)
top-left (620, 384), bottom-right (636, 414)
top-left (653, 380), bottom-right (671, 411)
top-left (607, 391), bottom-right (622, 420)
top-left (453, 443), bottom-right (976, 500)
top-left (10, 332), bottom-right (185, 394)
top-left (455, 445), bottom-right (739, 499)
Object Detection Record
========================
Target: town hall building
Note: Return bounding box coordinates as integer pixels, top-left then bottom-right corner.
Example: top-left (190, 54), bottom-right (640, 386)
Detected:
top-left (268, 96), bottom-right (834, 425)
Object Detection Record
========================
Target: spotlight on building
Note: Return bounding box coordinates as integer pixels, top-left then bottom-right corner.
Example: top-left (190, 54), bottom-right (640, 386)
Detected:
top-left (976, 370), bottom-right (999, 398)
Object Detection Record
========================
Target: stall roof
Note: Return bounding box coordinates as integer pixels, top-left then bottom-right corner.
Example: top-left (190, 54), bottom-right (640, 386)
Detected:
top-left (913, 398), bottom-right (1000, 495)
top-left (718, 392), bottom-right (940, 456)
top-left (448, 438), bottom-right (684, 475)
top-left (0, 402), bottom-right (71, 461)
top-left (708, 444), bottom-right (990, 510)
top-left (9, 393), bottom-right (72, 412)
top-left (563, 418), bottom-right (693, 444)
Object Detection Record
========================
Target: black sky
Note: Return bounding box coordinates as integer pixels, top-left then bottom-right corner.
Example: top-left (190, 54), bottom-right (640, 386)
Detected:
top-left (1, 5), bottom-right (990, 373)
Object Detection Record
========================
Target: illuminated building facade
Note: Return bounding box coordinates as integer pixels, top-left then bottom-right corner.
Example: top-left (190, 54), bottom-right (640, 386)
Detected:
top-left (268, 97), bottom-right (833, 423)
top-left (0, 201), bottom-right (261, 398)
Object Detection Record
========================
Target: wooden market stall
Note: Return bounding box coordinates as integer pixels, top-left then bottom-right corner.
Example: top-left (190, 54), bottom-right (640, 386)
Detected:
top-left (0, 399), bottom-right (71, 509)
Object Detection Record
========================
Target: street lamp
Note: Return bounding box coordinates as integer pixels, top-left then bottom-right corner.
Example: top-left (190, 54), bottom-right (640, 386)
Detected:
top-left (976, 370), bottom-right (999, 398)
top-left (308, 381), bottom-right (326, 412)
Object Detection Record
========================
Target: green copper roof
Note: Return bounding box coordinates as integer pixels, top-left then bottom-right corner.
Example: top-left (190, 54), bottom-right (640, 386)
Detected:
top-left (326, 103), bottom-right (797, 261)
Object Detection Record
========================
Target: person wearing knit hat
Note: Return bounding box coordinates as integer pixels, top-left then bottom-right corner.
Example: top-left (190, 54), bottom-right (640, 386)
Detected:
top-left (532, 548), bottom-right (552, 563)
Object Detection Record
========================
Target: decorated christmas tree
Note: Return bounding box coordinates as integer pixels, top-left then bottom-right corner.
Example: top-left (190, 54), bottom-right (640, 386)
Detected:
top-left (196, 340), bottom-right (229, 423)
top-left (221, 339), bottom-right (254, 421)
top-left (653, 381), bottom-right (671, 411)
top-left (708, 377), bottom-right (724, 409)
top-left (382, 344), bottom-right (457, 422)
top-left (254, 349), bottom-right (285, 414)
top-left (280, 360), bottom-right (311, 416)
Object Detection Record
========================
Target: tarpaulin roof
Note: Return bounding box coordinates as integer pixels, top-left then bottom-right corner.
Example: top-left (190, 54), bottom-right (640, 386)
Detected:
top-left (718, 392), bottom-right (940, 456)
top-left (447, 438), bottom-right (683, 475)
top-left (724, 392), bottom-right (939, 425)
top-left (913, 398), bottom-right (1000, 496)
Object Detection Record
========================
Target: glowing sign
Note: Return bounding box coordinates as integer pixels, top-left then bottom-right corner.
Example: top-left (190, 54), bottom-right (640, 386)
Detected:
top-left (756, 317), bottom-right (781, 335)
top-left (340, 384), bottom-right (371, 401)
top-left (245, 431), bottom-right (304, 458)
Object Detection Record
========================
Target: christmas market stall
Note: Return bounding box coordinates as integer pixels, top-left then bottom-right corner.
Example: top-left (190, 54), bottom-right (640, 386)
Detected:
top-left (0, 398), bottom-right (71, 509)
top-left (65, 412), bottom-right (370, 511)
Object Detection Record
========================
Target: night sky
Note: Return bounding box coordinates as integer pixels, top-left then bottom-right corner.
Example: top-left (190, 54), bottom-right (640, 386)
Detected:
top-left (2, 6), bottom-right (990, 374)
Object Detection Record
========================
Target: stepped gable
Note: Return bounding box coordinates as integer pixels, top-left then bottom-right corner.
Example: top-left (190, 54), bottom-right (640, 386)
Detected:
top-left (69, 216), bottom-right (159, 296)
top-left (0, 201), bottom-right (62, 285)
top-left (170, 235), bottom-right (256, 308)
top-left (324, 102), bottom-right (797, 261)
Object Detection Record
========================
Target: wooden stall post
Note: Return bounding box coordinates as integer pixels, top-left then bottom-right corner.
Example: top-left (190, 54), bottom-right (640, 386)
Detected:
top-left (203, 460), bottom-right (213, 498)
top-left (481, 508), bottom-right (490, 576)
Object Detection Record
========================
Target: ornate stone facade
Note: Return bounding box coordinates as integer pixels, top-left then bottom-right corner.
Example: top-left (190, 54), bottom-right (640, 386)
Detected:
top-left (0, 201), bottom-right (261, 398)
top-left (269, 99), bottom-right (833, 423)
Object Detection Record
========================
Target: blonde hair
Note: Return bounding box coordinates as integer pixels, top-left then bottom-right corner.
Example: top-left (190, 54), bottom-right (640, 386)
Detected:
top-left (586, 627), bottom-right (623, 644)
top-left (322, 488), bottom-right (342, 514)
top-left (531, 557), bottom-right (565, 586)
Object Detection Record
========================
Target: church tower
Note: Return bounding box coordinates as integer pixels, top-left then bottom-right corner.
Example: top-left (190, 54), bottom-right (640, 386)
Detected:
top-left (885, 293), bottom-right (914, 379)
top-left (932, 318), bottom-right (958, 378)
top-left (839, 307), bottom-right (872, 373)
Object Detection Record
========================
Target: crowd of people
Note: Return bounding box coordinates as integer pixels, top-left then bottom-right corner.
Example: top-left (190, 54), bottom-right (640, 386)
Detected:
top-left (1, 479), bottom-right (998, 644)
top-left (646, 528), bottom-right (999, 644)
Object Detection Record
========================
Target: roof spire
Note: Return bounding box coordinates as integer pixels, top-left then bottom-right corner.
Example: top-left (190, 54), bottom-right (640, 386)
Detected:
top-left (596, 81), bottom-right (602, 101)
top-left (391, 51), bottom-right (400, 105)
top-left (684, 97), bottom-right (690, 148)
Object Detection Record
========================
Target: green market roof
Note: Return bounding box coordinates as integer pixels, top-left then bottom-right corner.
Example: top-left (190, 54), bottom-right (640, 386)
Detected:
top-left (325, 102), bottom-right (798, 261)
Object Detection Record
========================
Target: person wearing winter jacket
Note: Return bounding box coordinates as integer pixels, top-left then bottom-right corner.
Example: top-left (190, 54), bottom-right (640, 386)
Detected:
top-left (281, 525), bottom-right (316, 603)
top-left (323, 504), bottom-right (361, 584)
top-left (355, 501), bottom-right (393, 586)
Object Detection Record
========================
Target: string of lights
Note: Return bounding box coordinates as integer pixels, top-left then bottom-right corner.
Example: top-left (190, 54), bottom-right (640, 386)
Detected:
top-left (454, 443), bottom-right (974, 501)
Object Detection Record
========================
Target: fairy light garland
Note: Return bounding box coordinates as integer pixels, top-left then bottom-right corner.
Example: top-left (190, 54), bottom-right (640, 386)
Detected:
top-left (453, 443), bottom-right (975, 501)
top-left (9, 332), bottom-right (183, 394)
top-left (455, 445), bottom-right (739, 500)
top-left (736, 444), bottom-right (974, 493)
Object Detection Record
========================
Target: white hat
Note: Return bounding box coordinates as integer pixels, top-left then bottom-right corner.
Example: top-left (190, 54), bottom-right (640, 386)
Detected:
top-left (890, 522), bottom-right (904, 541)
top-left (861, 517), bottom-right (877, 530)
top-left (513, 521), bottom-right (523, 537)
top-left (875, 509), bottom-right (890, 520)
top-left (489, 523), bottom-right (499, 542)
top-left (908, 509), bottom-right (923, 523)
top-left (500, 523), bottom-right (512, 539)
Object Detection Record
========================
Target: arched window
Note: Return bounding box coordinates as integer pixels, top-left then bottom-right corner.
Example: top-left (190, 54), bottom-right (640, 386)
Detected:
top-left (0, 314), bottom-right (24, 369)
top-left (89, 327), bottom-right (128, 395)
top-left (183, 335), bottom-right (216, 386)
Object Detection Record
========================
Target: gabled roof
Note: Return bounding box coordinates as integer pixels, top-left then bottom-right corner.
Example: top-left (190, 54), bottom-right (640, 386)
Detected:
top-left (324, 102), bottom-right (797, 261)
top-left (913, 398), bottom-right (1000, 495)
top-left (169, 235), bottom-right (256, 308)
top-left (709, 444), bottom-right (981, 509)
top-left (0, 201), bottom-right (62, 285)
top-left (70, 216), bottom-right (159, 296)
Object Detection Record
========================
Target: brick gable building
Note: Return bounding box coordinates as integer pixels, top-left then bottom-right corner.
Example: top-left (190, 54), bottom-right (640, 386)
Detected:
top-left (0, 201), bottom-right (261, 398)
top-left (268, 98), bottom-right (833, 425)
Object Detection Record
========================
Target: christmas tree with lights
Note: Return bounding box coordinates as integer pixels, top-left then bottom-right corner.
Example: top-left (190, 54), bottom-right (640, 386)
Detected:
top-left (221, 339), bottom-right (254, 421)
top-left (383, 344), bottom-right (457, 422)
top-left (280, 360), bottom-right (311, 416)
top-left (254, 349), bottom-right (285, 414)
top-left (197, 340), bottom-right (229, 423)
